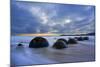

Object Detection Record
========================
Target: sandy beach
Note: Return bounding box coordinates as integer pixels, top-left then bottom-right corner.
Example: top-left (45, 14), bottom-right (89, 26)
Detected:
top-left (11, 36), bottom-right (95, 66)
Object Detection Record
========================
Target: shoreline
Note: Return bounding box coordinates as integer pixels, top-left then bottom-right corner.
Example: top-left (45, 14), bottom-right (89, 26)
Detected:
top-left (11, 43), bottom-right (95, 66)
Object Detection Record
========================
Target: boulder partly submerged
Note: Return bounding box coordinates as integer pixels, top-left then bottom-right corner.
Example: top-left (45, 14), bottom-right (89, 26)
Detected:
top-left (52, 39), bottom-right (67, 49)
top-left (57, 38), bottom-right (68, 45)
top-left (67, 38), bottom-right (77, 44)
top-left (29, 37), bottom-right (49, 48)
top-left (17, 43), bottom-right (23, 46)
top-left (75, 37), bottom-right (84, 41)
top-left (83, 37), bottom-right (89, 40)
top-left (75, 36), bottom-right (89, 41)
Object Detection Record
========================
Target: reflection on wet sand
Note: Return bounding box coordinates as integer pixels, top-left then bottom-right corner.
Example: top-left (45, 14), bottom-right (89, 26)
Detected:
top-left (11, 43), bottom-right (95, 66)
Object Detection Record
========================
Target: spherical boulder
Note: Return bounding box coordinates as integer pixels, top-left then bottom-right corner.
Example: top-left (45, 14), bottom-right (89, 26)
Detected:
top-left (52, 39), bottom-right (67, 49)
top-left (74, 37), bottom-right (79, 40)
top-left (67, 38), bottom-right (77, 44)
top-left (29, 37), bottom-right (49, 48)
top-left (83, 37), bottom-right (89, 40)
top-left (57, 38), bottom-right (68, 45)
top-left (17, 43), bottom-right (23, 46)
top-left (75, 37), bottom-right (84, 41)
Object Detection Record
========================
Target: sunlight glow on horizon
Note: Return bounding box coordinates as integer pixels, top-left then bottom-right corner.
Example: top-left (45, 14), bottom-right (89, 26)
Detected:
top-left (18, 33), bottom-right (60, 36)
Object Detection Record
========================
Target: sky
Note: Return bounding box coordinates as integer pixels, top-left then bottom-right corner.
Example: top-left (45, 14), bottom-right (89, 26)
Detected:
top-left (11, 0), bottom-right (95, 35)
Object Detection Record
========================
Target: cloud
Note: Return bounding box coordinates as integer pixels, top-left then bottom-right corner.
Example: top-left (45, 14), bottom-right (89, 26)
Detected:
top-left (29, 7), bottom-right (49, 24)
top-left (11, 1), bottom-right (95, 34)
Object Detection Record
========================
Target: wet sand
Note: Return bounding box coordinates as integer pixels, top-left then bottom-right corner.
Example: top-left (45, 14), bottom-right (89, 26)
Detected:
top-left (11, 42), bottom-right (95, 66)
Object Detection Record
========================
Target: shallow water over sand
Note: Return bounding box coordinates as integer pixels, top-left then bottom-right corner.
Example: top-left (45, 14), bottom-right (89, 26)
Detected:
top-left (11, 36), bottom-right (95, 66)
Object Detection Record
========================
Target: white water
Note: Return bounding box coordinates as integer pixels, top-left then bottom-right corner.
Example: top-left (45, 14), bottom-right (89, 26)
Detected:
top-left (11, 36), bottom-right (95, 66)
top-left (11, 36), bottom-right (95, 47)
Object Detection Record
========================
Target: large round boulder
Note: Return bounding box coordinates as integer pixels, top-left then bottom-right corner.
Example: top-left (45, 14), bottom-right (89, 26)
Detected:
top-left (29, 37), bottom-right (49, 48)
top-left (75, 37), bottom-right (84, 41)
top-left (67, 38), bottom-right (77, 44)
top-left (52, 39), bottom-right (67, 49)
top-left (57, 38), bottom-right (68, 45)
top-left (83, 37), bottom-right (89, 40)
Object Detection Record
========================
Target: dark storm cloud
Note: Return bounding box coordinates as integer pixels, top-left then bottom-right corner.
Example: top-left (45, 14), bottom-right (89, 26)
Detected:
top-left (11, 1), bottom-right (95, 35)
top-left (11, 1), bottom-right (41, 34)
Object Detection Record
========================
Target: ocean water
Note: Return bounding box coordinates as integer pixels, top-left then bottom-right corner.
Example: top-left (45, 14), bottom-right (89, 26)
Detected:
top-left (11, 36), bottom-right (95, 66)
top-left (11, 36), bottom-right (95, 47)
